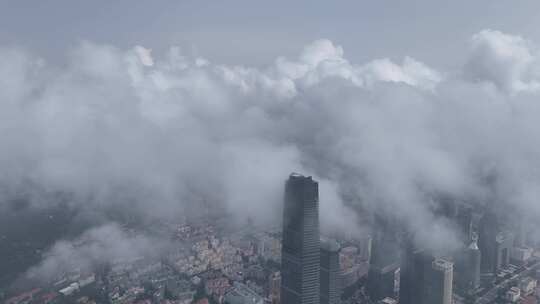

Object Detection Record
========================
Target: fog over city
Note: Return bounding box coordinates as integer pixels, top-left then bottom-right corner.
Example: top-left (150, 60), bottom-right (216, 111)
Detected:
top-left (3, 2), bottom-right (540, 303)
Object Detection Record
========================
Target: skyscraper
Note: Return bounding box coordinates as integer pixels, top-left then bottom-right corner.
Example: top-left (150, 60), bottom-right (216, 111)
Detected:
top-left (320, 238), bottom-right (341, 304)
top-left (479, 211), bottom-right (513, 274)
top-left (455, 233), bottom-right (481, 294)
top-left (399, 246), bottom-right (432, 304)
top-left (456, 206), bottom-right (474, 243)
top-left (269, 271), bottom-right (281, 304)
top-left (368, 216), bottom-right (400, 301)
top-left (281, 173), bottom-right (320, 304)
top-left (400, 238), bottom-right (454, 304)
top-left (368, 263), bottom-right (399, 302)
top-left (425, 258), bottom-right (454, 304)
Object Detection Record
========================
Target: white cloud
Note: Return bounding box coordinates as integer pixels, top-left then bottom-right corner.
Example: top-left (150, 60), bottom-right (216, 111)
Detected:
top-left (465, 29), bottom-right (540, 93)
top-left (357, 56), bottom-right (442, 90)
top-left (3, 31), bottom-right (540, 264)
top-left (272, 39), bottom-right (441, 90)
top-left (134, 45), bottom-right (154, 67)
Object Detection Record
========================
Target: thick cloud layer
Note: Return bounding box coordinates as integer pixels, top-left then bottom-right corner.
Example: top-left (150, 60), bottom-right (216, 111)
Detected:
top-left (3, 29), bottom-right (540, 281)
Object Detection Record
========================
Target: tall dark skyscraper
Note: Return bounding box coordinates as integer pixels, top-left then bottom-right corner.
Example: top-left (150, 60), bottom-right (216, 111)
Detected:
top-left (400, 242), bottom-right (454, 304)
top-left (399, 231), bottom-right (455, 304)
top-left (320, 238), bottom-right (341, 304)
top-left (478, 211), bottom-right (513, 274)
top-left (368, 262), bottom-right (399, 302)
top-left (399, 245), bottom-right (432, 304)
top-left (281, 173), bottom-right (321, 304)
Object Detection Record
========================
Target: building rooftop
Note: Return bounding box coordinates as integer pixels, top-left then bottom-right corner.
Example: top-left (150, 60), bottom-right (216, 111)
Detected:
top-left (289, 172), bottom-right (306, 178)
top-left (379, 297), bottom-right (398, 304)
top-left (432, 258), bottom-right (453, 272)
top-left (225, 282), bottom-right (263, 304)
top-left (288, 172), bottom-right (315, 181)
top-left (468, 239), bottom-right (479, 250)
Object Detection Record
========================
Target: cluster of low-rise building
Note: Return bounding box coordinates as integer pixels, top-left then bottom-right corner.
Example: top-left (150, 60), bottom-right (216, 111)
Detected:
top-left (2, 217), bottom-right (372, 304)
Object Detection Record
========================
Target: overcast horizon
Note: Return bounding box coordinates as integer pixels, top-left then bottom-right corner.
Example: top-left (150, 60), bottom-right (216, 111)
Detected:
top-left (3, 1), bottom-right (540, 68)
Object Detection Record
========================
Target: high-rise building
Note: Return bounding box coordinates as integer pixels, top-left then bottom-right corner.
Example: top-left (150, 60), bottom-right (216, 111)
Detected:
top-left (425, 259), bottom-right (454, 304)
top-left (368, 263), bottom-right (399, 302)
top-left (368, 216), bottom-right (400, 301)
top-left (478, 211), bottom-right (513, 274)
top-left (357, 235), bottom-right (372, 262)
top-left (455, 233), bottom-right (481, 294)
top-left (269, 271), bottom-right (281, 304)
top-left (320, 238), bottom-right (341, 304)
top-left (400, 236), bottom-right (454, 304)
top-left (281, 173), bottom-right (320, 304)
top-left (399, 245), bottom-right (432, 304)
top-left (456, 206), bottom-right (474, 242)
